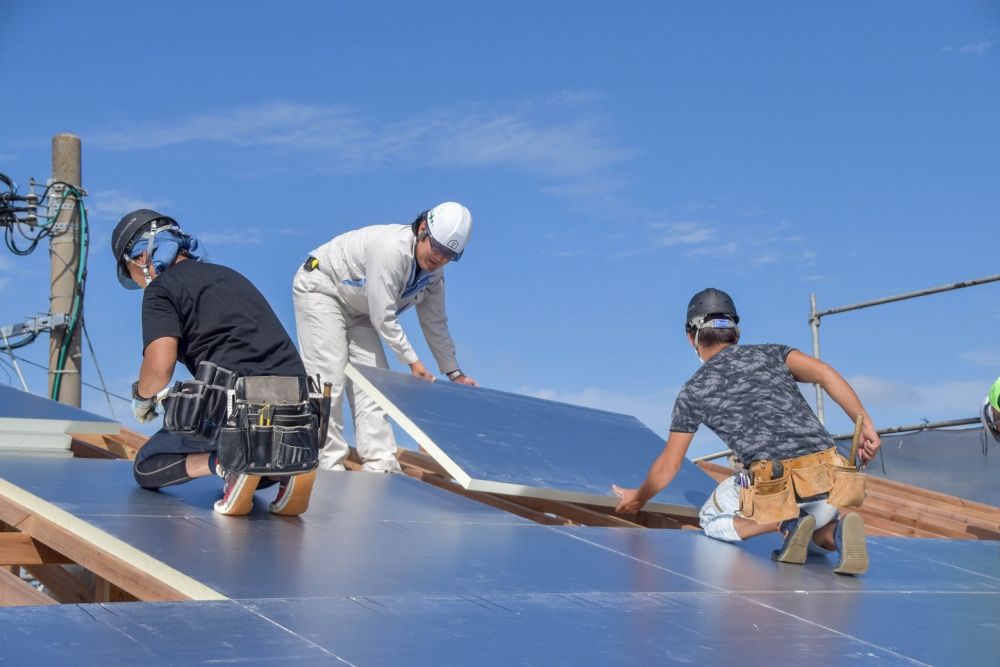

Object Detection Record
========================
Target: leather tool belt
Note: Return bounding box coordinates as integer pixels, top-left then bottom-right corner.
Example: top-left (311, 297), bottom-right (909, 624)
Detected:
top-left (737, 446), bottom-right (867, 524)
top-left (217, 375), bottom-right (320, 476)
top-left (162, 361), bottom-right (236, 443)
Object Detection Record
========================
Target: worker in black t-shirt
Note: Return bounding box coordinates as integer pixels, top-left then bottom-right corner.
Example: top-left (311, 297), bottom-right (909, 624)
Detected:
top-left (112, 209), bottom-right (309, 516)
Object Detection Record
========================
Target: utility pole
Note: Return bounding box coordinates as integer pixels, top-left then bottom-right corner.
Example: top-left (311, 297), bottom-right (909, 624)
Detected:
top-left (48, 133), bottom-right (82, 407)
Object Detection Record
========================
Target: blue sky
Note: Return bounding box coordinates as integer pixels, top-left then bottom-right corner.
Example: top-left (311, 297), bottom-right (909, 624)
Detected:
top-left (1, 1), bottom-right (998, 458)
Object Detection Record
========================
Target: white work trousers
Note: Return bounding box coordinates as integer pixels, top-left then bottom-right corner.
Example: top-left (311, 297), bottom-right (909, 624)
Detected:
top-left (292, 267), bottom-right (402, 472)
top-left (700, 475), bottom-right (838, 544)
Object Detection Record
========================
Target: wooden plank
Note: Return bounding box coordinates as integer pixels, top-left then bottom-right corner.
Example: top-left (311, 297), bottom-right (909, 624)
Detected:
top-left (70, 433), bottom-right (139, 460)
top-left (865, 488), bottom-right (1000, 534)
top-left (867, 477), bottom-right (1000, 525)
top-left (0, 567), bottom-right (55, 606)
top-left (23, 565), bottom-right (90, 603)
top-left (858, 497), bottom-right (991, 539)
top-left (0, 533), bottom-right (72, 566)
top-left (850, 512), bottom-right (944, 539)
top-left (506, 496), bottom-right (641, 528)
top-left (402, 467), bottom-right (570, 526)
top-left (93, 576), bottom-right (134, 603)
top-left (0, 478), bottom-right (225, 602)
top-left (397, 448), bottom-right (451, 476)
top-left (69, 438), bottom-right (118, 460)
top-left (13, 511), bottom-right (217, 602)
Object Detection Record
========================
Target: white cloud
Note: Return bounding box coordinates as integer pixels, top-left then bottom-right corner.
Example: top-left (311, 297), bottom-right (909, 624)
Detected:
top-left (650, 222), bottom-right (715, 247)
top-left (847, 373), bottom-right (983, 417)
top-left (959, 349), bottom-right (1000, 367)
top-left (86, 189), bottom-right (169, 222)
top-left (89, 98), bottom-right (631, 178)
top-left (687, 241), bottom-right (740, 258)
top-left (198, 227), bottom-right (264, 246)
top-left (0, 276), bottom-right (9, 292)
top-left (944, 39), bottom-right (994, 55)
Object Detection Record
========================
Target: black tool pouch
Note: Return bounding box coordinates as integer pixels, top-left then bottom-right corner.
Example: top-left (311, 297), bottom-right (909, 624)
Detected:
top-left (162, 362), bottom-right (237, 442)
top-left (217, 376), bottom-right (319, 476)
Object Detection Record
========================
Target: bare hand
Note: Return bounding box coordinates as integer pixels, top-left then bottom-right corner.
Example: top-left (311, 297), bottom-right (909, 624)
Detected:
top-left (409, 361), bottom-right (436, 382)
top-left (858, 419), bottom-right (881, 464)
top-left (452, 373), bottom-right (478, 387)
top-left (611, 484), bottom-right (644, 514)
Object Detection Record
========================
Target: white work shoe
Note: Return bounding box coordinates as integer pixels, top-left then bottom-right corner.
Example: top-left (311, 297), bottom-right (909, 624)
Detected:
top-left (213, 471), bottom-right (260, 516)
top-left (269, 470), bottom-right (317, 517)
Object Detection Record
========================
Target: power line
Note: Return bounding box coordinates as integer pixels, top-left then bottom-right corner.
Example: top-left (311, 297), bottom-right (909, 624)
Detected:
top-left (11, 354), bottom-right (130, 404)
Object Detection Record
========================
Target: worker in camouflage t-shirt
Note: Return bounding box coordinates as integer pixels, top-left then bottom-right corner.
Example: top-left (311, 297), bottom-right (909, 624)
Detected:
top-left (613, 288), bottom-right (881, 576)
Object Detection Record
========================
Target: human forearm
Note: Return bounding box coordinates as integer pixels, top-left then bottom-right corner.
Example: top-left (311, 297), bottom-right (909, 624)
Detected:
top-left (136, 337), bottom-right (178, 397)
top-left (635, 456), bottom-right (681, 504)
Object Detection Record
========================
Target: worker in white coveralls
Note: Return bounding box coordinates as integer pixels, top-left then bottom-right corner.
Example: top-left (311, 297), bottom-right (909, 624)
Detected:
top-left (292, 202), bottom-right (478, 472)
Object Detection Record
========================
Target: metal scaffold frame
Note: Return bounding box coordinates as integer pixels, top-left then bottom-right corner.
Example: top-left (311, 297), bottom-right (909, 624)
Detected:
top-left (808, 273), bottom-right (1000, 425)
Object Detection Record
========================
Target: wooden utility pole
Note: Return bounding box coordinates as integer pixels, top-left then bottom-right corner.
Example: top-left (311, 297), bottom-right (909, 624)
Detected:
top-left (48, 133), bottom-right (82, 407)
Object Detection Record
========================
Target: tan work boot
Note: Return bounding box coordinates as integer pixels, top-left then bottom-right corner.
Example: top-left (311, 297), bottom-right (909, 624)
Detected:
top-left (833, 513), bottom-right (869, 575)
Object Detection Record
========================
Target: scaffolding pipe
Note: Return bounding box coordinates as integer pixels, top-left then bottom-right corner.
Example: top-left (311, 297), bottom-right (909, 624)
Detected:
top-left (695, 417), bottom-right (983, 464)
top-left (810, 293), bottom-right (824, 423)
top-left (814, 274), bottom-right (1000, 319)
top-left (808, 273), bottom-right (1000, 426)
top-left (830, 417), bottom-right (980, 440)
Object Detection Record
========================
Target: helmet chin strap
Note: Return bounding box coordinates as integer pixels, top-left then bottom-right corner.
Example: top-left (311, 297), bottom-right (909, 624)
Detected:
top-left (128, 220), bottom-right (174, 287)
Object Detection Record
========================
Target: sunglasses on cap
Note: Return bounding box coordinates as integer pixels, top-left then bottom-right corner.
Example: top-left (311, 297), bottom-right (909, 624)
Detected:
top-left (427, 234), bottom-right (461, 262)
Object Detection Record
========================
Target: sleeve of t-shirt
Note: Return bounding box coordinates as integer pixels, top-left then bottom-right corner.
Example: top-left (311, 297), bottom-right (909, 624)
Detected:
top-left (669, 382), bottom-right (705, 433)
top-left (141, 283), bottom-right (182, 352)
top-left (773, 343), bottom-right (795, 362)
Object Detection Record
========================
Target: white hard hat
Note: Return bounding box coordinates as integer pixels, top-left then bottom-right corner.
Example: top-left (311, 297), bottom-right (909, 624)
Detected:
top-left (426, 201), bottom-right (473, 262)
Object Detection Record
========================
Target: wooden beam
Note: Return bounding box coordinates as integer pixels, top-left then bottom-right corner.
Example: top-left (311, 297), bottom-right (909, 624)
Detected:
top-left (12, 511), bottom-right (216, 601)
top-left (69, 438), bottom-right (118, 460)
top-left (70, 433), bottom-right (140, 461)
top-left (22, 565), bottom-right (90, 603)
top-left (0, 567), bottom-right (55, 606)
top-left (0, 480), bottom-right (224, 602)
top-left (0, 533), bottom-right (71, 566)
top-left (504, 496), bottom-right (641, 528)
top-left (403, 467), bottom-right (569, 525)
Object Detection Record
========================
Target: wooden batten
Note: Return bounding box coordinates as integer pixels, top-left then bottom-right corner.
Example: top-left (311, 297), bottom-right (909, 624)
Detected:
top-left (0, 567), bottom-right (55, 607)
top-left (0, 532), bottom-right (72, 566)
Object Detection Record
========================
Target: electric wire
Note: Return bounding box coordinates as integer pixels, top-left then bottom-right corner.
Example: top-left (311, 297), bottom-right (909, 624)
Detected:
top-left (12, 354), bottom-right (131, 403)
top-left (82, 320), bottom-right (117, 419)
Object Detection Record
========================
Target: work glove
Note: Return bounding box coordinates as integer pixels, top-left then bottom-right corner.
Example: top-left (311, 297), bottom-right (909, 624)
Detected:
top-left (131, 382), bottom-right (163, 423)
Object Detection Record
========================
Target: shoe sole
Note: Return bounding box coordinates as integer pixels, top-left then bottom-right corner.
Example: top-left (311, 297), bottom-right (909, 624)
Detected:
top-left (213, 474), bottom-right (260, 516)
top-left (773, 514), bottom-right (816, 564)
top-left (834, 513), bottom-right (869, 575)
top-left (269, 469), bottom-right (317, 516)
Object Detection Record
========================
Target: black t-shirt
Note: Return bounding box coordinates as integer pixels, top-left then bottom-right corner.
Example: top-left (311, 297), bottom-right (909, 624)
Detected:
top-left (141, 260), bottom-right (306, 378)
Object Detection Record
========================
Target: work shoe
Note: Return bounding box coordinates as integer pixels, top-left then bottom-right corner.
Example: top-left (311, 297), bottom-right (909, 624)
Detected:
top-left (772, 514), bottom-right (816, 564)
top-left (213, 471), bottom-right (260, 516)
top-left (833, 513), bottom-right (869, 575)
top-left (269, 469), bottom-right (317, 516)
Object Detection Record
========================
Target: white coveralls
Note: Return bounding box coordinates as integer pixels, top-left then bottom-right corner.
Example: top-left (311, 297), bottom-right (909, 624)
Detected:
top-left (292, 224), bottom-right (460, 472)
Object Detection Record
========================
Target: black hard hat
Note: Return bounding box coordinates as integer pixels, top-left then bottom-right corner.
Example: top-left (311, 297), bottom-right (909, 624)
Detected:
top-left (686, 288), bottom-right (739, 327)
top-left (111, 209), bottom-right (177, 289)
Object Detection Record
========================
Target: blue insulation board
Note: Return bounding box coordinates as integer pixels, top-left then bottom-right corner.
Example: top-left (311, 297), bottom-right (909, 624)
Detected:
top-left (350, 364), bottom-right (714, 512)
top-left (0, 456), bottom-right (997, 665)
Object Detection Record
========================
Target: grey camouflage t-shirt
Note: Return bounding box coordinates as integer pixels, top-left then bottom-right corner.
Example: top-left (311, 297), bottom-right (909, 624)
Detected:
top-left (670, 344), bottom-right (834, 465)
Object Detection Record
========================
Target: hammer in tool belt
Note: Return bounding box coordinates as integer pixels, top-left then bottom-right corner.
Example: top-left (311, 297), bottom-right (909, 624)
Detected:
top-left (848, 414), bottom-right (864, 470)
